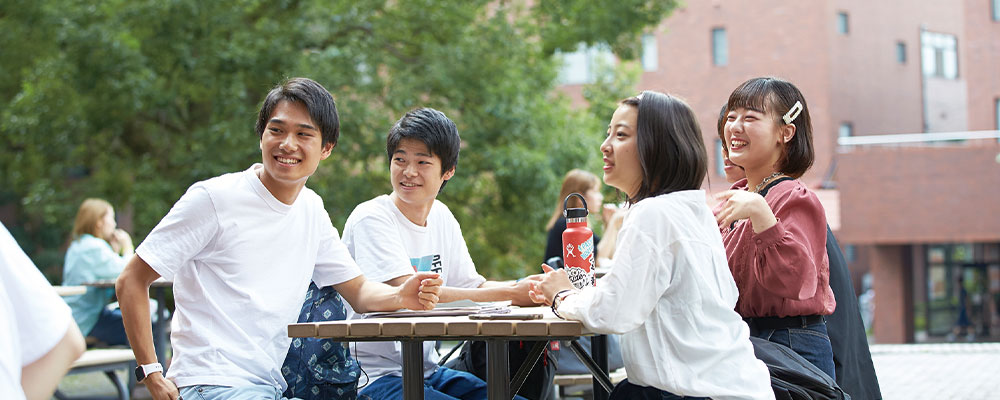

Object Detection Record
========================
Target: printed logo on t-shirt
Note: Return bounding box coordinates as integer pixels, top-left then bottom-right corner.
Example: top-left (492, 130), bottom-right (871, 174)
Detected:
top-left (411, 254), bottom-right (443, 274)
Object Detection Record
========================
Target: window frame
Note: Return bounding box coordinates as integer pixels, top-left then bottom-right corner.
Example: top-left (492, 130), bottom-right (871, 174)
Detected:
top-left (711, 27), bottom-right (728, 66)
top-left (837, 12), bottom-right (850, 35)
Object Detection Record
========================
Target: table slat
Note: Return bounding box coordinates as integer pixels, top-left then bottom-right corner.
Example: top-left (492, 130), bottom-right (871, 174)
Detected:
top-left (317, 321), bottom-right (350, 338)
top-left (348, 320), bottom-right (382, 337)
top-left (480, 321), bottom-right (514, 336)
top-left (513, 321), bottom-right (550, 336)
top-left (288, 323), bottom-right (317, 338)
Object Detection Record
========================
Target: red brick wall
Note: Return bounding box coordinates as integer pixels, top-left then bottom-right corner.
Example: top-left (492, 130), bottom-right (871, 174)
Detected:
top-left (837, 143), bottom-right (1000, 244)
top-left (639, 1), bottom-right (833, 190)
top-left (964, 0), bottom-right (1000, 131)
top-left (870, 244), bottom-right (914, 343)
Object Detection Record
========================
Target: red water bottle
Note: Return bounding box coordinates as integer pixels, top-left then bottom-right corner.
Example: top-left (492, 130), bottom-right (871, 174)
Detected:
top-left (562, 193), bottom-right (596, 289)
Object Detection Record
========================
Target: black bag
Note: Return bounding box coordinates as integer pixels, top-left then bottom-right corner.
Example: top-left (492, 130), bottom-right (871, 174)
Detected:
top-left (443, 340), bottom-right (556, 400)
top-left (750, 336), bottom-right (851, 400)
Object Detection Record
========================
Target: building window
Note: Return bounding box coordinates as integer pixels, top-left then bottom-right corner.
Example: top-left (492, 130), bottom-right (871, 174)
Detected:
top-left (715, 139), bottom-right (725, 177)
top-left (837, 12), bottom-right (849, 35)
top-left (556, 42), bottom-right (615, 85)
top-left (994, 0), bottom-right (1000, 21)
top-left (839, 122), bottom-right (853, 139)
top-left (711, 28), bottom-right (728, 66)
top-left (995, 98), bottom-right (1000, 142)
top-left (921, 31), bottom-right (958, 79)
top-left (641, 33), bottom-right (658, 71)
top-left (896, 41), bottom-right (907, 64)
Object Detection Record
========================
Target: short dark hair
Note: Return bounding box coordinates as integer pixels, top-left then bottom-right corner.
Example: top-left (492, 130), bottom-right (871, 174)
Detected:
top-left (621, 91), bottom-right (707, 204)
top-left (385, 108), bottom-right (460, 191)
top-left (717, 104), bottom-right (728, 155)
top-left (725, 77), bottom-right (814, 178)
top-left (255, 77), bottom-right (340, 147)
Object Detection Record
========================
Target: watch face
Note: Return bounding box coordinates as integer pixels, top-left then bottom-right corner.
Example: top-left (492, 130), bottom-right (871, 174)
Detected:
top-left (134, 365), bottom-right (145, 382)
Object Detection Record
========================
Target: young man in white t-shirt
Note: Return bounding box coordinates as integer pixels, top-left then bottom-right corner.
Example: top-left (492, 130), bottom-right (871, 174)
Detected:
top-left (1, 222), bottom-right (87, 400)
top-left (114, 78), bottom-right (443, 400)
top-left (335, 108), bottom-right (536, 399)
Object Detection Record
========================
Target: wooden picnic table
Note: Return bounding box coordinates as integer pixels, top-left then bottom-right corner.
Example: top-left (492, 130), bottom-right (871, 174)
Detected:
top-left (289, 307), bottom-right (613, 400)
top-left (54, 285), bottom-right (87, 297)
top-left (83, 279), bottom-right (173, 372)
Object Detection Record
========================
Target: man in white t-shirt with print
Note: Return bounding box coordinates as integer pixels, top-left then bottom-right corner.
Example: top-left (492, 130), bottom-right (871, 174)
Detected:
top-left (341, 108), bottom-right (534, 399)
top-left (114, 78), bottom-right (443, 400)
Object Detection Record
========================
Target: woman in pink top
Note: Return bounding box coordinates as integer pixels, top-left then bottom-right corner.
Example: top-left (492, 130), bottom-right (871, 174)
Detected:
top-left (715, 77), bottom-right (837, 379)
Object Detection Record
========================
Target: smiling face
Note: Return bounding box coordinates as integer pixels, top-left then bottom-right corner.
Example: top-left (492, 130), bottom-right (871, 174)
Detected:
top-left (601, 104), bottom-right (642, 198)
top-left (724, 106), bottom-right (787, 175)
top-left (258, 100), bottom-right (334, 203)
top-left (389, 138), bottom-right (455, 223)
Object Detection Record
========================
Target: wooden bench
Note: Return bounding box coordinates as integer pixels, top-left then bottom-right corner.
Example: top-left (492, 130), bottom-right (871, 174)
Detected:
top-left (55, 348), bottom-right (136, 400)
top-left (554, 368), bottom-right (627, 398)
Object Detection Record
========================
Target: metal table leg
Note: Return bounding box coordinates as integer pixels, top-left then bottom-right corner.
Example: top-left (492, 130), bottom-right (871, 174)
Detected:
top-left (567, 339), bottom-right (613, 393)
top-left (154, 287), bottom-right (168, 373)
top-left (591, 334), bottom-right (610, 399)
top-left (402, 340), bottom-right (425, 400)
top-left (486, 339), bottom-right (510, 400)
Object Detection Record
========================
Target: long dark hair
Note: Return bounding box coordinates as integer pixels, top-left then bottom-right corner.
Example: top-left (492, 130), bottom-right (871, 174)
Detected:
top-left (622, 91), bottom-right (707, 204)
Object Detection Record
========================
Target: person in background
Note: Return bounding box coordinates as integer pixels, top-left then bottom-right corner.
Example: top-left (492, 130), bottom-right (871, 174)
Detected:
top-left (62, 198), bottom-right (135, 347)
top-left (949, 274), bottom-right (975, 342)
top-left (2, 221), bottom-right (87, 400)
top-left (715, 77), bottom-right (836, 379)
top-left (595, 208), bottom-right (627, 269)
top-left (543, 169), bottom-right (614, 264)
top-left (531, 91), bottom-right (774, 399)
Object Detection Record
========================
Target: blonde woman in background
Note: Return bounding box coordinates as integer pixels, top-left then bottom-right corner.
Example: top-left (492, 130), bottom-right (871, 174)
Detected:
top-left (62, 198), bottom-right (134, 346)
top-left (543, 169), bottom-right (614, 264)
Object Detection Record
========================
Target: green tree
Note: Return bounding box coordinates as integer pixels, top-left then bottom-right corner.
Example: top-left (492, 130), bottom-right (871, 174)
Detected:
top-left (0, 0), bottom-right (676, 280)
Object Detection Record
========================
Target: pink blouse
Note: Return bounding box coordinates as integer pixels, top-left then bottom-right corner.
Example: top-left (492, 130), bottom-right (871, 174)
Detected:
top-left (720, 179), bottom-right (836, 318)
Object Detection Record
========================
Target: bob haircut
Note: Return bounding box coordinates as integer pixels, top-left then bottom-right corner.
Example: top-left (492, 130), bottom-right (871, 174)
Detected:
top-left (255, 77), bottom-right (340, 147)
top-left (725, 77), bottom-right (814, 178)
top-left (71, 198), bottom-right (113, 240)
top-left (620, 91), bottom-right (707, 204)
top-left (545, 169), bottom-right (600, 230)
top-left (385, 107), bottom-right (461, 192)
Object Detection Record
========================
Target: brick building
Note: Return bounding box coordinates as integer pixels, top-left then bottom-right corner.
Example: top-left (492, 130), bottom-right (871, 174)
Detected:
top-left (559, 0), bottom-right (1000, 343)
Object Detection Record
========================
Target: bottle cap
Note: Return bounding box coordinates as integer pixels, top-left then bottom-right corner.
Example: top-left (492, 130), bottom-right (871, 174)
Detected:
top-left (563, 193), bottom-right (589, 219)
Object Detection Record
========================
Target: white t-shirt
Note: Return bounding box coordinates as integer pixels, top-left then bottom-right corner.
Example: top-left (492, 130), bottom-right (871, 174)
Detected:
top-left (342, 194), bottom-right (486, 381)
top-left (559, 191), bottom-right (774, 400)
top-left (0, 222), bottom-right (75, 400)
top-left (135, 164), bottom-right (362, 391)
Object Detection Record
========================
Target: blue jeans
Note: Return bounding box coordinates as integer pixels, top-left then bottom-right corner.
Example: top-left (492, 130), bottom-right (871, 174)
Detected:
top-left (88, 307), bottom-right (129, 346)
top-left (179, 384), bottom-right (294, 400)
top-left (753, 321), bottom-right (836, 380)
top-left (609, 379), bottom-right (708, 400)
top-left (359, 367), bottom-right (527, 400)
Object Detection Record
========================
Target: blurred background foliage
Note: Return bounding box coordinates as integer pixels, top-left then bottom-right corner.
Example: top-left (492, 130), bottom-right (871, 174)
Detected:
top-left (0, 0), bottom-right (676, 281)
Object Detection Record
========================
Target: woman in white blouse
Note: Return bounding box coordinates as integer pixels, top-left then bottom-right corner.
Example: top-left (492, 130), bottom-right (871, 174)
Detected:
top-left (530, 91), bottom-right (774, 400)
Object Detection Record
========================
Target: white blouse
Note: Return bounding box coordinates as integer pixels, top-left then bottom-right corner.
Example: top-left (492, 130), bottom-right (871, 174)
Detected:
top-left (558, 190), bottom-right (774, 400)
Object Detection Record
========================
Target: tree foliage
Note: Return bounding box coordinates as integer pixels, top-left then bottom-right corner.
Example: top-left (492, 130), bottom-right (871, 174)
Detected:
top-left (0, 0), bottom-right (675, 280)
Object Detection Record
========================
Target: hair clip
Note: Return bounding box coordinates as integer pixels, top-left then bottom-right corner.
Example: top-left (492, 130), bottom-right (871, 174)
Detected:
top-left (782, 101), bottom-right (803, 125)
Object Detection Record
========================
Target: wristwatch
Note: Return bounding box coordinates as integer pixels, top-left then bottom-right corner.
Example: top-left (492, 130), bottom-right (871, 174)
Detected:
top-left (134, 362), bottom-right (164, 382)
